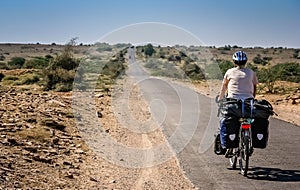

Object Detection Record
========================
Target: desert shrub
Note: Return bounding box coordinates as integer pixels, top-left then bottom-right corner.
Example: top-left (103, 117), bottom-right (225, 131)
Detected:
top-left (14, 73), bottom-right (40, 85)
top-left (45, 54), bottom-right (53, 59)
top-left (154, 61), bottom-right (184, 78)
top-left (263, 56), bottom-right (272, 62)
top-left (21, 74), bottom-right (40, 84)
top-left (270, 62), bottom-right (300, 83)
top-left (23, 57), bottom-right (50, 69)
top-left (182, 63), bottom-right (205, 80)
top-left (101, 55), bottom-right (126, 79)
top-left (246, 63), bottom-right (258, 72)
top-left (8, 57), bottom-right (26, 69)
top-left (49, 53), bottom-right (79, 70)
top-left (253, 54), bottom-right (267, 65)
top-left (113, 43), bottom-right (131, 49)
top-left (257, 68), bottom-right (277, 93)
top-left (0, 73), bottom-right (4, 81)
top-left (144, 59), bottom-right (184, 79)
top-left (218, 45), bottom-right (231, 51)
top-left (1, 75), bottom-right (19, 85)
top-left (293, 49), bottom-right (299, 59)
top-left (0, 55), bottom-right (5, 61)
top-left (95, 43), bottom-right (113, 52)
top-left (2, 75), bottom-right (19, 81)
top-left (0, 62), bottom-right (9, 69)
top-left (168, 55), bottom-right (177, 62)
top-left (257, 62), bottom-right (300, 93)
top-left (44, 38), bottom-right (80, 91)
top-left (218, 60), bottom-right (234, 75)
top-left (144, 60), bottom-right (158, 69)
top-left (44, 68), bottom-right (76, 91)
top-left (96, 46), bottom-right (113, 52)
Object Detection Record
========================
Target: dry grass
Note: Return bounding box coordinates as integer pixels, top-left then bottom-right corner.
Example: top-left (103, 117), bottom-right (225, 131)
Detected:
top-left (16, 126), bottom-right (52, 143)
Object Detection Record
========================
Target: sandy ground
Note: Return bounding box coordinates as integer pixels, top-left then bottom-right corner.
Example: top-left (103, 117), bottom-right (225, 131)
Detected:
top-left (94, 78), bottom-right (196, 189)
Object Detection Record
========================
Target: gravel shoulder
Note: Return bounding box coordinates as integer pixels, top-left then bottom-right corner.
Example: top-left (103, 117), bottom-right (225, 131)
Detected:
top-left (0, 76), bottom-right (195, 189)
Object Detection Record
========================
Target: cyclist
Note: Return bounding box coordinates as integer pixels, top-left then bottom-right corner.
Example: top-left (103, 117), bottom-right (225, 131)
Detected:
top-left (218, 51), bottom-right (259, 157)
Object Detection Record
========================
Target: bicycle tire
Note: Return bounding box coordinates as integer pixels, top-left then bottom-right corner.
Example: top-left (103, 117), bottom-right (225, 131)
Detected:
top-left (239, 136), bottom-right (250, 176)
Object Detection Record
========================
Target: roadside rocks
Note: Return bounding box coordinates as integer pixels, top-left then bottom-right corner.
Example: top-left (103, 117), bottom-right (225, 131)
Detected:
top-left (0, 89), bottom-right (103, 189)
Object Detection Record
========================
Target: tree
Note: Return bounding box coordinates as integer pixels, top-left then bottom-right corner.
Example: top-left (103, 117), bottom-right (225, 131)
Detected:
top-left (144, 43), bottom-right (155, 56)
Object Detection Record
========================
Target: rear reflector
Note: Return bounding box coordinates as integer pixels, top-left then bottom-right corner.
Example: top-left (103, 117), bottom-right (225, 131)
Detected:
top-left (242, 123), bottom-right (251, 130)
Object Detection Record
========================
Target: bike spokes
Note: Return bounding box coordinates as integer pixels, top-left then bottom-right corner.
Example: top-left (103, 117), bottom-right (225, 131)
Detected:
top-left (239, 136), bottom-right (250, 176)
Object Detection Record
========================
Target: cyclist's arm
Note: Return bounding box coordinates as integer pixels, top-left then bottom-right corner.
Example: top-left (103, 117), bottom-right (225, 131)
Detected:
top-left (253, 84), bottom-right (257, 98)
top-left (252, 71), bottom-right (258, 98)
top-left (219, 78), bottom-right (229, 100)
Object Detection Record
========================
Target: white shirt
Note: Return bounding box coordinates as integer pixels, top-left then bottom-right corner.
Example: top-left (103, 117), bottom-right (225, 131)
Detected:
top-left (223, 67), bottom-right (258, 99)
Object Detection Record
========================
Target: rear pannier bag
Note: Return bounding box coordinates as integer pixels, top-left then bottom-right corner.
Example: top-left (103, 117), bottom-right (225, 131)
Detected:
top-left (220, 117), bottom-right (240, 148)
top-left (251, 118), bottom-right (269, 149)
top-left (220, 98), bottom-right (274, 119)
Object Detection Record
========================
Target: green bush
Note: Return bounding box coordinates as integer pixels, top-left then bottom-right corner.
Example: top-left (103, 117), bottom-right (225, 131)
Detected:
top-left (270, 62), bottom-right (300, 83)
top-left (23, 57), bottom-right (50, 69)
top-left (8, 57), bottom-right (26, 69)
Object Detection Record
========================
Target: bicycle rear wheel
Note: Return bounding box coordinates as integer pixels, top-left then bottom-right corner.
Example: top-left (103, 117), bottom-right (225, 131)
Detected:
top-left (239, 136), bottom-right (250, 176)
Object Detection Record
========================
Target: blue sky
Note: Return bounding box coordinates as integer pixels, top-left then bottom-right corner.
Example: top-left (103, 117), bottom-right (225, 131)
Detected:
top-left (0, 0), bottom-right (299, 47)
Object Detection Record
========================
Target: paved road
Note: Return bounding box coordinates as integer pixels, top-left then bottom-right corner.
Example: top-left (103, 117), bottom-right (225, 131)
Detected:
top-left (127, 58), bottom-right (300, 190)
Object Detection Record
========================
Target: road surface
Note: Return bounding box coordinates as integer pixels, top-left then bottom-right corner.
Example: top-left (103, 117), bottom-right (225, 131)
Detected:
top-left (126, 57), bottom-right (300, 190)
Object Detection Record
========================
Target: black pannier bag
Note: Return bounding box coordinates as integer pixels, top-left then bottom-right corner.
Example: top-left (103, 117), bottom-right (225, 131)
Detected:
top-left (252, 100), bottom-right (274, 119)
top-left (220, 98), bottom-right (274, 119)
top-left (251, 118), bottom-right (269, 149)
top-left (220, 98), bottom-right (252, 118)
top-left (220, 117), bottom-right (240, 148)
top-left (214, 133), bottom-right (226, 155)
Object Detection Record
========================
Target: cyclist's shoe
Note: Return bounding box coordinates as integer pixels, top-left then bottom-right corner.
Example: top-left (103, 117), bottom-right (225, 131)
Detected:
top-left (225, 148), bottom-right (234, 158)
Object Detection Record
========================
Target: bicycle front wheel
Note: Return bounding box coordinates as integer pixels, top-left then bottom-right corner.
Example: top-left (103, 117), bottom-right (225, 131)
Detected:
top-left (239, 136), bottom-right (250, 176)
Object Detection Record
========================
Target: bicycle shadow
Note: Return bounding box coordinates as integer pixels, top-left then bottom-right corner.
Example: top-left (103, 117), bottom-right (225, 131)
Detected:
top-left (247, 167), bottom-right (300, 182)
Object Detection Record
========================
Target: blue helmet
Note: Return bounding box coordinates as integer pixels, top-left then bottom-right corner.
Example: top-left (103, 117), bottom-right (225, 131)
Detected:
top-left (232, 51), bottom-right (247, 65)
